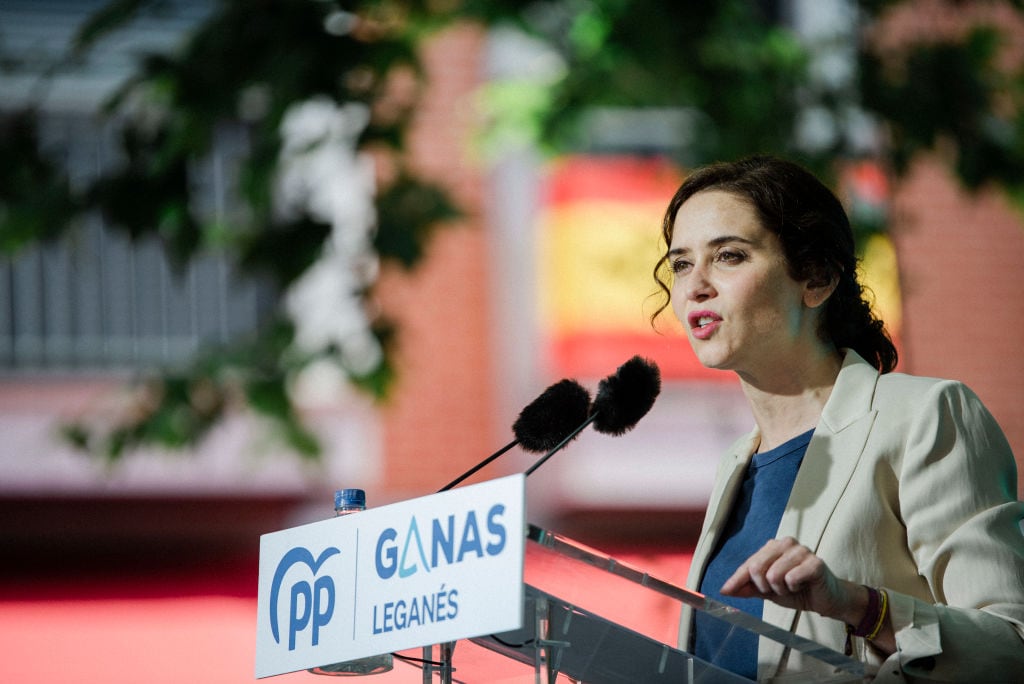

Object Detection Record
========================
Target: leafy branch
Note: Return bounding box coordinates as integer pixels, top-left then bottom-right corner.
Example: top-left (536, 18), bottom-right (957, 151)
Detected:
top-left (5, 0), bottom-right (1024, 460)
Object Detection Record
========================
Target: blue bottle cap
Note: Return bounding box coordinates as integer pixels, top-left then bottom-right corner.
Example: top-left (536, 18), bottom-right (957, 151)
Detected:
top-left (334, 488), bottom-right (366, 510)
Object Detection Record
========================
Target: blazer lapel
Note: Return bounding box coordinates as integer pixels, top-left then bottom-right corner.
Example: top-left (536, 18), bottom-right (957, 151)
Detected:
top-left (759, 351), bottom-right (880, 674)
top-left (679, 429), bottom-right (758, 650)
top-left (689, 430), bottom-right (759, 586)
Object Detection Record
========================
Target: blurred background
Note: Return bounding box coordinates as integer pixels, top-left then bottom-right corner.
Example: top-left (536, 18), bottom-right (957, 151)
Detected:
top-left (2, 0), bottom-right (1023, 681)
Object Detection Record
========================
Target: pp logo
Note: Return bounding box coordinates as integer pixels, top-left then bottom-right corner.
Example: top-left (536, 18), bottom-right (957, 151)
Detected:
top-left (269, 546), bottom-right (341, 650)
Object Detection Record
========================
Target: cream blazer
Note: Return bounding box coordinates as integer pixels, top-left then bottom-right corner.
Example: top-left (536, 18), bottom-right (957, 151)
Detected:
top-left (678, 350), bottom-right (1024, 683)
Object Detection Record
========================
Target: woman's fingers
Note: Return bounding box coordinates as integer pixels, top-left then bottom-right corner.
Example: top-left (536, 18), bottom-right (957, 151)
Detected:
top-left (718, 538), bottom-right (867, 623)
top-left (723, 537), bottom-right (801, 594)
top-left (721, 538), bottom-right (834, 612)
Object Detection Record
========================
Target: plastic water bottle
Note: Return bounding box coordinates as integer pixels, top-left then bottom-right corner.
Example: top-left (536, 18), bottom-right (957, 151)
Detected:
top-left (308, 489), bottom-right (394, 676)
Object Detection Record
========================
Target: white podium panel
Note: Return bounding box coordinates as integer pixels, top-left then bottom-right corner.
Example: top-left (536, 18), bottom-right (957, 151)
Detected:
top-left (255, 475), bottom-right (526, 678)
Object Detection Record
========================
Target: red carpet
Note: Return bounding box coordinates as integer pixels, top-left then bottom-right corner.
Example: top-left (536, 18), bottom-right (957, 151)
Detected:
top-left (0, 551), bottom-right (689, 683)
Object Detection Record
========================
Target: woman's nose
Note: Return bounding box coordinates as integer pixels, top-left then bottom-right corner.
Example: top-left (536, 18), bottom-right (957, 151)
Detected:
top-left (684, 264), bottom-right (715, 302)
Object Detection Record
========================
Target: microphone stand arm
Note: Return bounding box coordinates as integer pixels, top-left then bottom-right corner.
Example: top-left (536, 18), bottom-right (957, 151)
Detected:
top-left (524, 413), bottom-right (598, 477)
top-left (438, 440), bottom-right (518, 492)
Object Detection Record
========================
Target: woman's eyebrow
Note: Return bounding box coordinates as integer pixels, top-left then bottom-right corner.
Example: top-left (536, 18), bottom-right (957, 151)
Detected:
top-left (668, 235), bottom-right (758, 256)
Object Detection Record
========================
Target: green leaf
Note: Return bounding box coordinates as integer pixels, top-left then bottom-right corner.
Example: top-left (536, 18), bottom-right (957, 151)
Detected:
top-left (72, 0), bottom-right (153, 55)
top-left (237, 217), bottom-right (332, 289)
top-left (375, 173), bottom-right (462, 269)
top-left (246, 377), bottom-right (292, 418)
top-left (0, 111), bottom-right (82, 253)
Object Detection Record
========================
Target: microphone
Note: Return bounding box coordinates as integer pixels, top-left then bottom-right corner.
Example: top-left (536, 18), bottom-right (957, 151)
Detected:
top-left (438, 379), bottom-right (591, 492)
top-left (523, 356), bottom-right (661, 476)
top-left (591, 355), bottom-right (662, 436)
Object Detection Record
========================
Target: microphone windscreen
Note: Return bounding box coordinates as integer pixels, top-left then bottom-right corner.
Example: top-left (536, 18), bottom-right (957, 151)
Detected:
top-left (591, 356), bottom-right (661, 436)
top-left (512, 379), bottom-right (592, 452)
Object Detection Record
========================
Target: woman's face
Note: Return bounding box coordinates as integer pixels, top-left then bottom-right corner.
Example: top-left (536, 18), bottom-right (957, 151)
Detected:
top-left (668, 190), bottom-right (826, 378)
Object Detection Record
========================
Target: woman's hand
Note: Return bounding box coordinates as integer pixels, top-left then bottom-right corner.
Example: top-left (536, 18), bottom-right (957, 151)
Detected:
top-left (721, 537), bottom-right (897, 656)
top-left (720, 537), bottom-right (864, 623)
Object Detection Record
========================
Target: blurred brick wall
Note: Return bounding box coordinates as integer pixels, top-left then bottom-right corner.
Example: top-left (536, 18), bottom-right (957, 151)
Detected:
top-left (375, 24), bottom-right (496, 499)
top-left (891, 157), bottom-right (1024, 493)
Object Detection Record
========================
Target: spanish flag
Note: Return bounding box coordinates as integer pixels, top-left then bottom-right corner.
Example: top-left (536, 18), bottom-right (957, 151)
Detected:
top-left (537, 154), bottom-right (727, 381)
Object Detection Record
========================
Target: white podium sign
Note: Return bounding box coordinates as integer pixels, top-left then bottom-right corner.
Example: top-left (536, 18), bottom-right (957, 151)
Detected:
top-left (255, 474), bottom-right (526, 678)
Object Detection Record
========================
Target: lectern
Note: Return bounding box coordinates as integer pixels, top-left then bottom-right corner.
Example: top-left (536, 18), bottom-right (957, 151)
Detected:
top-left (256, 476), bottom-right (865, 682)
top-left (390, 525), bottom-right (864, 683)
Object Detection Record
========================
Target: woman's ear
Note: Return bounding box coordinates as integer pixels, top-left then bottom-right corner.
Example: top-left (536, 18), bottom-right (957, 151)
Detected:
top-left (803, 272), bottom-right (838, 309)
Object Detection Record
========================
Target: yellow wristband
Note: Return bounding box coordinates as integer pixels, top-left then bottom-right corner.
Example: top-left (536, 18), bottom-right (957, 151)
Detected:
top-left (865, 589), bottom-right (888, 641)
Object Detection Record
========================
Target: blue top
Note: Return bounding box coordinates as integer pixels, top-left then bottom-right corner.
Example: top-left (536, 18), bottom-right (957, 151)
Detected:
top-left (693, 428), bottom-right (814, 681)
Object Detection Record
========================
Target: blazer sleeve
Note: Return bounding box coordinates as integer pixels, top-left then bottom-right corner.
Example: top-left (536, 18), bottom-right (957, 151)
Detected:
top-left (871, 379), bottom-right (1024, 683)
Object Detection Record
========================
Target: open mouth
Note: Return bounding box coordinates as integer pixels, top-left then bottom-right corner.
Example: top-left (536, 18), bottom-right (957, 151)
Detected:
top-left (688, 311), bottom-right (721, 329)
top-left (687, 311), bottom-right (721, 339)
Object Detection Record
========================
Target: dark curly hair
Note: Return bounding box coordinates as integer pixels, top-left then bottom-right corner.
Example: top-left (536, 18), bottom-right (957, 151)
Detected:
top-left (652, 155), bottom-right (898, 373)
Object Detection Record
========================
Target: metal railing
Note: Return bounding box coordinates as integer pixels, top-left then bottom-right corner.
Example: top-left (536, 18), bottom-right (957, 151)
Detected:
top-left (1, 113), bottom-right (276, 372)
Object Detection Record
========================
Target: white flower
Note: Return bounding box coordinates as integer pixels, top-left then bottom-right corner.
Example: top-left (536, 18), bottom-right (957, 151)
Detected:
top-left (276, 97), bottom-right (382, 376)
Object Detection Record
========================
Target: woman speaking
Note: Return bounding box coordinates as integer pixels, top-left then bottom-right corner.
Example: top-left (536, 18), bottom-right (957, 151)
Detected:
top-left (653, 156), bottom-right (1024, 682)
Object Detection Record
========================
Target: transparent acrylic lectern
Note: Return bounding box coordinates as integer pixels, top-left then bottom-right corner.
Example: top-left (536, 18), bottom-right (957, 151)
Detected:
top-left (366, 524), bottom-right (866, 683)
